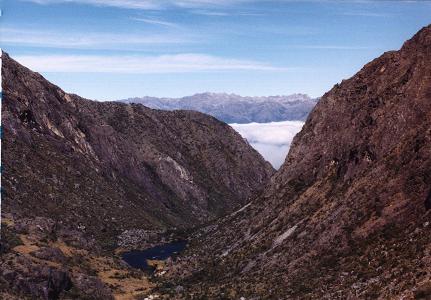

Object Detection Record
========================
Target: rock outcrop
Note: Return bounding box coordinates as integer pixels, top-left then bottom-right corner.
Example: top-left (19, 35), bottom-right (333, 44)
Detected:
top-left (165, 24), bottom-right (431, 299)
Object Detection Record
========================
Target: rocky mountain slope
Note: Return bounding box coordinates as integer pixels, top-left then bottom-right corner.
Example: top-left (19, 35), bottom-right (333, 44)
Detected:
top-left (2, 54), bottom-right (272, 236)
top-left (0, 52), bottom-right (273, 298)
top-left (161, 24), bottom-right (431, 299)
top-left (0, 53), bottom-right (273, 299)
top-left (2, 52), bottom-right (273, 239)
top-left (121, 93), bottom-right (317, 123)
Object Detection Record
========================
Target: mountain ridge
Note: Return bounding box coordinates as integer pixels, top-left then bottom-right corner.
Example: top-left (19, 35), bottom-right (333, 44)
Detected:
top-left (1, 23), bottom-right (430, 300)
top-left (1, 50), bottom-right (274, 243)
top-left (160, 24), bottom-right (431, 299)
top-left (0, 51), bottom-right (275, 299)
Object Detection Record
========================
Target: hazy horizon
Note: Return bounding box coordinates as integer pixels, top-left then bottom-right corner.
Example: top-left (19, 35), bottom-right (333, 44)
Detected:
top-left (119, 91), bottom-right (316, 101)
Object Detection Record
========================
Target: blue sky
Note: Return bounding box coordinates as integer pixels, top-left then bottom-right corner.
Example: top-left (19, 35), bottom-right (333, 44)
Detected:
top-left (2, 0), bottom-right (430, 100)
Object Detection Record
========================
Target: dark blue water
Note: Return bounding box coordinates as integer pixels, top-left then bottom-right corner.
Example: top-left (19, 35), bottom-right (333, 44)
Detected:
top-left (121, 240), bottom-right (187, 271)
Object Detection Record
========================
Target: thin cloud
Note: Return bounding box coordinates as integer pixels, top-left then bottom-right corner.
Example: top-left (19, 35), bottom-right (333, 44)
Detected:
top-left (13, 53), bottom-right (286, 73)
top-left (192, 10), bottom-right (231, 16)
top-left (1, 27), bottom-right (193, 49)
top-left (238, 12), bottom-right (265, 16)
top-left (173, 0), bottom-right (248, 8)
top-left (288, 45), bottom-right (374, 50)
top-left (22, 0), bottom-right (161, 9)
top-left (131, 17), bottom-right (180, 27)
top-left (22, 0), bottom-right (250, 10)
top-left (22, 0), bottom-right (429, 10)
top-left (340, 11), bottom-right (393, 17)
top-left (191, 9), bottom-right (264, 16)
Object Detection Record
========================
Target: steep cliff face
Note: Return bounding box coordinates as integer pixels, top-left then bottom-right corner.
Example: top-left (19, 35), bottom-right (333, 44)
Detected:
top-left (166, 25), bottom-right (431, 299)
top-left (1, 52), bottom-right (274, 245)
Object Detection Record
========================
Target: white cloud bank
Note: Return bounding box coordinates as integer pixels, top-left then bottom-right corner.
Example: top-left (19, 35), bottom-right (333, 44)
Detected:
top-left (13, 54), bottom-right (283, 73)
top-left (230, 121), bottom-right (304, 169)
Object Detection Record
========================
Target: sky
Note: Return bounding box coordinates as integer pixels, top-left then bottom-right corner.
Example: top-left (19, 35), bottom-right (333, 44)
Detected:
top-left (1, 0), bottom-right (431, 100)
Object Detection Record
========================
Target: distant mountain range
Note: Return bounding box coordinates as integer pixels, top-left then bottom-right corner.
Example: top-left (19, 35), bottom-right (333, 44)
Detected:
top-left (120, 93), bottom-right (318, 124)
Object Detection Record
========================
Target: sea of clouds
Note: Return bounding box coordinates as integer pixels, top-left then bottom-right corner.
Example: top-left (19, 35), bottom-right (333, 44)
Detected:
top-left (230, 121), bottom-right (304, 169)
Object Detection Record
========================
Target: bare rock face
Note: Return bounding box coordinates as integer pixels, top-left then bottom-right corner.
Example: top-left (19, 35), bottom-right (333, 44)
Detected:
top-left (71, 274), bottom-right (114, 300)
top-left (168, 24), bottom-right (431, 298)
top-left (0, 215), bottom-right (124, 300)
top-left (1, 52), bottom-right (274, 246)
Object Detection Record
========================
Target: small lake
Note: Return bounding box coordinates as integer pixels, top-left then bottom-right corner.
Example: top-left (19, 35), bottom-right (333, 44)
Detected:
top-left (121, 240), bottom-right (187, 272)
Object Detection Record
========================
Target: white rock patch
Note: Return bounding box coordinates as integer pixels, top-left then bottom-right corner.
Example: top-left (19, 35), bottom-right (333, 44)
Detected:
top-left (273, 225), bottom-right (298, 247)
top-left (230, 202), bottom-right (251, 216)
top-left (163, 156), bottom-right (191, 181)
